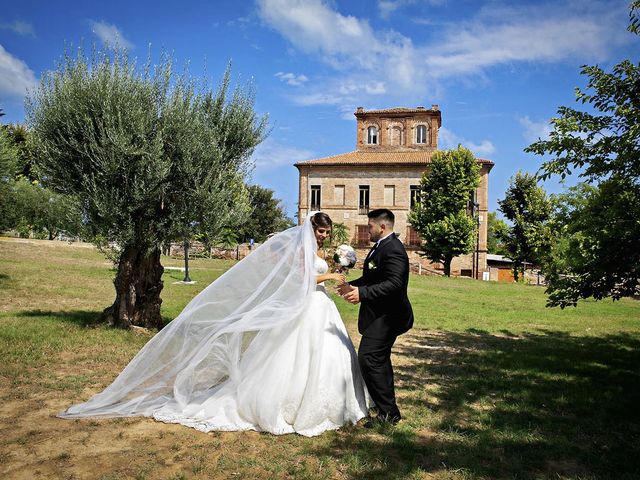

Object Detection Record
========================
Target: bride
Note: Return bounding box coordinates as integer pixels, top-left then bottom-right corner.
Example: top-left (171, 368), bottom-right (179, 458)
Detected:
top-left (60, 211), bottom-right (370, 436)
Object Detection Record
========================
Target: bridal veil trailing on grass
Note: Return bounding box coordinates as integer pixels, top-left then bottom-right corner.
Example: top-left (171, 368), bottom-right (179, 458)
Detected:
top-left (60, 212), bottom-right (369, 435)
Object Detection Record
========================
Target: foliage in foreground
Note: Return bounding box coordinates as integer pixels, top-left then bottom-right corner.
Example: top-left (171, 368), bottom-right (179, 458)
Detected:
top-left (525, 2), bottom-right (640, 307)
top-left (26, 48), bottom-right (267, 328)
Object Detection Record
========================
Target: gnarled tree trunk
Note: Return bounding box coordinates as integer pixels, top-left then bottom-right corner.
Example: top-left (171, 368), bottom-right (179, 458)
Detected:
top-left (102, 246), bottom-right (164, 329)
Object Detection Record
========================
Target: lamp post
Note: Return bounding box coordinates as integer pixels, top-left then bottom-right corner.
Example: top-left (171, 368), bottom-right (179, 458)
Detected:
top-left (473, 202), bottom-right (481, 280)
top-left (183, 238), bottom-right (192, 283)
top-left (183, 221), bottom-right (198, 283)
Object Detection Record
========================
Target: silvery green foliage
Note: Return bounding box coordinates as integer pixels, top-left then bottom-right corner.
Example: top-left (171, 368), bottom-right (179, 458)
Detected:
top-left (26, 48), bottom-right (267, 257)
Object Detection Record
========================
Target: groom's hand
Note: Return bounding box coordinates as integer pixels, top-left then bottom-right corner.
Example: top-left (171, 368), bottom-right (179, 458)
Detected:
top-left (337, 282), bottom-right (351, 296)
top-left (342, 285), bottom-right (360, 304)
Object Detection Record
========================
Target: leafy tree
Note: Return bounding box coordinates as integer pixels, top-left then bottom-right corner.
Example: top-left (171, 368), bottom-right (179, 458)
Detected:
top-left (498, 172), bottom-right (552, 282)
top-left (409, 146), bottom-right (480, 276)
top-left (525, 1), bottom-right (640, 306)
top-left (486, 212), bottom-right (509, 256)
top-left (237, 185), bottom-right (293, 242)
top-left (12, 178), bottom-right (83, 239)
top-left (3, 123), bottom-right (38, 180)
top-left (27, 49), bottom-right (267, 328)
top-left (0, 126), bottom-right (19, 231)
top-left (214, 227), bottom-right (240, 249)
top-left (331, 222), bottom-right (350, 246)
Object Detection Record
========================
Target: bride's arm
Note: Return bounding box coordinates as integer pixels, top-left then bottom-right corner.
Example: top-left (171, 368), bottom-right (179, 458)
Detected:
top-left (316, 273), bottom-right (345, 284)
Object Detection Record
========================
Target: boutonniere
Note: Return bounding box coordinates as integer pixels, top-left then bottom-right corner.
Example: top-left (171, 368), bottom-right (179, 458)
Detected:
top-left (367, 260), bottom-right (377, 270)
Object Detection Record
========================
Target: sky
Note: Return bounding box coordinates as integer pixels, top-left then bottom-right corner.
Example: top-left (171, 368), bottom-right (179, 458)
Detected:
top-left (1, 0), bottom-right (637, 220)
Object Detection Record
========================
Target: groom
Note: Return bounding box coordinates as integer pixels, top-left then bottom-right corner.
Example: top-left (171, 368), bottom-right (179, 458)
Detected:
top-left (339, 209), bottom-right (414, 426)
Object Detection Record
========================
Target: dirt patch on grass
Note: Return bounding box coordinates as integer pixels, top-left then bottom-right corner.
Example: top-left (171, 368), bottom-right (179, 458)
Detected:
top-left (0, 325), bottom-right (415, 480)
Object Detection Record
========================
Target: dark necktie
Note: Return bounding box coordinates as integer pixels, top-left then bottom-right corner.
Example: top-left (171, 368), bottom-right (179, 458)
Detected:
top-left (366, 242), bottom-right (379, 261)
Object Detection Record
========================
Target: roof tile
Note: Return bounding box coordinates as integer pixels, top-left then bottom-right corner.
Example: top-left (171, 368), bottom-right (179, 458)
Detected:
top-left (294, 150), bottom-right (494, 167)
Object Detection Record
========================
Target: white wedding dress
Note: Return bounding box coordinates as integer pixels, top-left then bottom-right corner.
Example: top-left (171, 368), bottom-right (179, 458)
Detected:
top-left (152, 256), bottom-right (370, 436)
top-left (60, 214), bottom-right (370, 437)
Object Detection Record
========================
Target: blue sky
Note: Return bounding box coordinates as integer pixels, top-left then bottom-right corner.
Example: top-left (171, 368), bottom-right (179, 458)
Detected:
top-left (1, 0), bottom-right (637, 219)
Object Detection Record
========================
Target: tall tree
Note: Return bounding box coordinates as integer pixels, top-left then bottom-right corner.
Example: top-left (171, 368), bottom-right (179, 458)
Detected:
top-left (409, 146), bottom-right (480, 276)
top-left (486, 212), bottom-right (509, 256)
top-left (3, 123), bottom-right (38, 180)
top-left (27, 49), bottom-right (267, 329)
top-left (525, 1), bottom-right (640, 306)
top-left (0, 125), bottom-right (19, 232)
top-left (498, 172), bottom-right (552, 282)
top-left (237, 185), bottom-right (293, 242)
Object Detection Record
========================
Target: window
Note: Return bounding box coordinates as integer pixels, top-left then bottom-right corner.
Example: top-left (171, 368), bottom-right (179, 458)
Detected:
top-left (384, 185), bottom-right (395, 206)
top-left (410, 185), bottom-right (421, 209)
top-left (416, 124), bottom-right (428, 144)
top-left (406, 226), bottom-right (421, 247)
top-left (390, 126), bottom-right (402, 146)
top-left (359, 185), bottom-right (370, 214)
top-left (334, 185), bottom-right (345, 205)
top-left (310, 185), bottom-right (321, 210)
top-left (356, 225), bottom-right (370, 247)
top-left (367, 126), bottom-right (378, 145)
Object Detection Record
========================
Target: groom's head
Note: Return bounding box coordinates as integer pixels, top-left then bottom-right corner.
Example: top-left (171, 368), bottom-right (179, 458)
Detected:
top-left (367, 209), bottom-right (395, 243)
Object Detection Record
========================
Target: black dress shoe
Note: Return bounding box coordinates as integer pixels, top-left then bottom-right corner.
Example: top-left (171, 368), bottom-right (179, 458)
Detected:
top-left (364, 413), bottom-right (401, 428)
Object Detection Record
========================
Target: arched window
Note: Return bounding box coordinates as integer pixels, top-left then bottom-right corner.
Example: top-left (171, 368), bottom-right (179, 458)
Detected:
top-left (367, 126), bottom-right (378, 145)
top-left (416, 124), bottom-right (428, 144)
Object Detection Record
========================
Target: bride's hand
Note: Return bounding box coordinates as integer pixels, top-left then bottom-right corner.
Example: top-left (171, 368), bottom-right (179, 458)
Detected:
top-left (332, 273), bottom-right (346, 283)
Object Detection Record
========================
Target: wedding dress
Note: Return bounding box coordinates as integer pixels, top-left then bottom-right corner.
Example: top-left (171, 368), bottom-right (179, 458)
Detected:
top-left (60, 213), bottom-right (369, 437)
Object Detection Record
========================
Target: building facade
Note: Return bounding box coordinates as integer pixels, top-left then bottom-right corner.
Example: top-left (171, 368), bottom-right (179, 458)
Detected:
top-left (294, 106), bottom-right (493, 277)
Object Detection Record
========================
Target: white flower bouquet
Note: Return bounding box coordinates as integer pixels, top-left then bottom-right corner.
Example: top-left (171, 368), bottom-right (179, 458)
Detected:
top-left (333, 244), bottom-right (357, 273)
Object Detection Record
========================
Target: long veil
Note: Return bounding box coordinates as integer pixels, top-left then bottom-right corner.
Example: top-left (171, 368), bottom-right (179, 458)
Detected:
top-left (60, 213), bottom-right (318, 418)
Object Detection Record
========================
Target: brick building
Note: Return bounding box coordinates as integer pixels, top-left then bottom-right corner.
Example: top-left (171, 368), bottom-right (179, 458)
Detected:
top-left (294, 106), bottom-right (494, 277)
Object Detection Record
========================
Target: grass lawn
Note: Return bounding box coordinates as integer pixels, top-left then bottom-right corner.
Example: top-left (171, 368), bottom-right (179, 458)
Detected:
top-left (1, 237), bottom-right (639, 479)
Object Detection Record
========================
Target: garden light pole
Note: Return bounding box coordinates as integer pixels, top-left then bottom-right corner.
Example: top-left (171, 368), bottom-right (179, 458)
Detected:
top-left (183, 238), bottom-right (192, 283)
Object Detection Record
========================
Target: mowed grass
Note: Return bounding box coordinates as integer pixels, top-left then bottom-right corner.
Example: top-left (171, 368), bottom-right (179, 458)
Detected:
top-left (0, 237), bottom-right (639, 480)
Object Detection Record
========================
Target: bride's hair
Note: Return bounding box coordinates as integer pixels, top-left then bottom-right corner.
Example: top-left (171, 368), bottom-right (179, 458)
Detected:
top-left (310, 212), bottom-right (332, 231)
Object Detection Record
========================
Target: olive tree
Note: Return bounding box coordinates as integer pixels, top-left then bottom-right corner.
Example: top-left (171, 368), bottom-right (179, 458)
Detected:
top-left (27, 49), bottom-right (267, 328)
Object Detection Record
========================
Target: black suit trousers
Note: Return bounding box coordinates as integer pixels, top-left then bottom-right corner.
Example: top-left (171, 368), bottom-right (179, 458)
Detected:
top-left (358, 335), bottom-right (400, 418)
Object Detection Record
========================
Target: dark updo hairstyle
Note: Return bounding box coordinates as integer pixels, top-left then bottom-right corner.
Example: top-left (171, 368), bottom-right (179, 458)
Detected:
top-left (310, 212), bottom-right (333, 231)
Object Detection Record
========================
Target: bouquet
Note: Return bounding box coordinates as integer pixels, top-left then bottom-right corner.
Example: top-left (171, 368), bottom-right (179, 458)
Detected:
top-left (333, 244), bottom-right (357, 273)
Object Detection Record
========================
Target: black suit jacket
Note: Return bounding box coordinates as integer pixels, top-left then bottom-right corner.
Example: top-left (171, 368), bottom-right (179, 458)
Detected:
top-left (350, 233), bottom-right (414, 339)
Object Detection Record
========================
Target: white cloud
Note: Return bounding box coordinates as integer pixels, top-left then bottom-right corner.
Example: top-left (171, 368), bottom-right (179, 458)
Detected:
top-left (257, 0), bottom-right (628, 110)
top-left (519, 116), bottom-right (553, 143)
top-left (252, 138), bottom-right (315, 169)
top-left (91, 21), bottom-right (134, 50)
top-left (275, 71), bottom-right (309, 86)
top-left (0, 20), bottom-right (35, 37)
top-left (438, 127), bottom-right (495, 157)
top-left (426, 13), bottom-right (623, 77)
top-left (0, 44), bottom-right (37, 98)
top-left (378, 0), bottom-right (446, 19)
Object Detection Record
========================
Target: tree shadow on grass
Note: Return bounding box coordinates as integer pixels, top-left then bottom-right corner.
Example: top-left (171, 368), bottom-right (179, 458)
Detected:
top-left (312, 330), bottom-right (640, 479)
top-left (18, 308), bottom-right (177, 330)
top-left (16, 309), bottom-right (104, 327)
